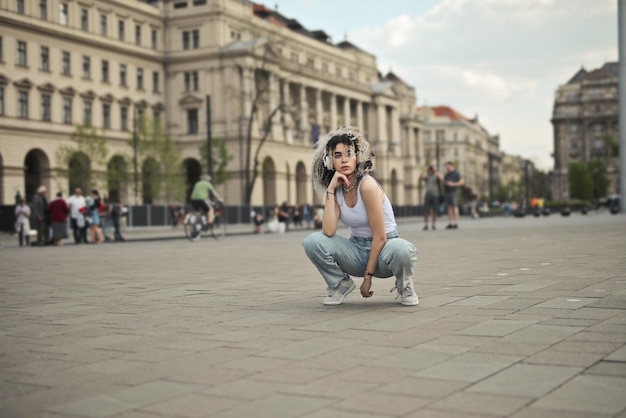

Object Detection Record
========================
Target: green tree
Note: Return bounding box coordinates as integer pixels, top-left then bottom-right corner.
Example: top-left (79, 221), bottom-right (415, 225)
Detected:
top-left (531, 170), bottom-right (551, 200)
top-left (587, 160), bottom-right (610, 200)
top-left (568, 162), bottom-right (593, 201)
top-left (604, 135), bottom-right (619, 158)
top-left (56, 123), bottom-right (108, 193)
top-left (199, 137), bottom-right (233, 186)
top-left (132, 115), bottom-right (186, 203)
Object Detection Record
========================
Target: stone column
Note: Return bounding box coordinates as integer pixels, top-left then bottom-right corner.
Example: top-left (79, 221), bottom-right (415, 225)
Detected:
top-left (315, 89), bottom-right (323, 127)
top-left (300, 84), bottom-right (309, 142)
top-left (268, 72), bottom-right (280, 139)
top-left (330, 93), bottom-right (337, 129)
top-left (391, 106), bottom-right (400, 154)
top-left (377, 102), bottom-right (386, 143)
top-left (343, 97), bottom-right (351, 126)
top-left (356, 100), bottom-right (364, 129)
top-left (282, 79), bottom-right (293, 144)
top-left (241, 67), bottom-right (253, 119)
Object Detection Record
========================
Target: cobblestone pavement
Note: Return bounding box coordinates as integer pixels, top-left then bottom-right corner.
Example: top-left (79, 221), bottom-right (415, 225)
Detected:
top-left (1, 214), bottom-right (625, 418)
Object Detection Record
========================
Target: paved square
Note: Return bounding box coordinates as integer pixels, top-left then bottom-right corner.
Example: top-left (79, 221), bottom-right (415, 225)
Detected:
top-left (1, 215), bottom-right (625, 417)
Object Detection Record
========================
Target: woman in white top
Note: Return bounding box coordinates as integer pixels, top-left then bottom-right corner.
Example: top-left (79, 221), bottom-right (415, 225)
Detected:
top-left (303, 126), bottom-right (419, 306)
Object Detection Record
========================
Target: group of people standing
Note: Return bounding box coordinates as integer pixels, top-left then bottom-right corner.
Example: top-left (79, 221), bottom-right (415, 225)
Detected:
top-left (419, 161), bottom-right (465, 230)
top-left (14, 186), bottom-right (126, 247)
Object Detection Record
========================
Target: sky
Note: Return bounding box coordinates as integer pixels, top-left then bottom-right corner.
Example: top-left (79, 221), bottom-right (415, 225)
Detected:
top-left (274, 0), bottom-right (619, 170)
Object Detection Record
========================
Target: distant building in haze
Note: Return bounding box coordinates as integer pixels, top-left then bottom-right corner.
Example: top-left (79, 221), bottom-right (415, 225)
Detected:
top-left (551, 62), bottom-right (619, 200)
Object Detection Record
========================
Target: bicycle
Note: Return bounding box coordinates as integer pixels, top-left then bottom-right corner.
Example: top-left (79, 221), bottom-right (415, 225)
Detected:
top-left (183, 201), bottom-right (226, 241)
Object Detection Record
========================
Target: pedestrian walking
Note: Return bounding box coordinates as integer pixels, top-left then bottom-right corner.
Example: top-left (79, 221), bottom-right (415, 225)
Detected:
top-left (420, 165), bottom-right (443, 230)
top-left (48, 192), bottom-right (69, 246)
top-left (302, 125), bottom-right (419, 306)
top-left (110, 201), bottom-right (126, 242)
top-left (14, 198), bottom-right (31, 247)
top-left (443, 161), bottom-right (464, 229)
top-left (86, 190), bottom-right (104, 244)
top-left (30, 186), bottom-right (48, 246)
top-left (67, 188), bottom-right (88, 244)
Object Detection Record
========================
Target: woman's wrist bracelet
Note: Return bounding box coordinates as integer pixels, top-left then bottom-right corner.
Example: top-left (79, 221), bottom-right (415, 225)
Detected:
top-left (326, 190), bottom-right (334, 195)
top-left (364, 270), bottom-right (374, 278)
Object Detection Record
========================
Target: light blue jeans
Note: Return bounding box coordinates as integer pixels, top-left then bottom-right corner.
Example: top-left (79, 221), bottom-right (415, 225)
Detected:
top-left (302, 229), bottom-right (418, 291)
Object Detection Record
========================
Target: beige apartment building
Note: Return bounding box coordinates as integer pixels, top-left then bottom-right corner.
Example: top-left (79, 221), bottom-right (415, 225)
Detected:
top-left (0, 0), bottom-right (425, 208)
top-left (551, 62), bottom-right (619, 200)
top-left (416, 105), bottom-right (502, 201)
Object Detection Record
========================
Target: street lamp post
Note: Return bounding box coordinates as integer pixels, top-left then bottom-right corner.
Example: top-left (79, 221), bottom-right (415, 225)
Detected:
top-left (133, 106), bottom-right (138, 205)
top-left (619, 0), bottom-right (626, 212)
top-left (206, 95), bottom-right (213, 178)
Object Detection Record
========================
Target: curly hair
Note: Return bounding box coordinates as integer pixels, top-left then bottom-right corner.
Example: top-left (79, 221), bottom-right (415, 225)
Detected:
top-left (311, 125), bottom-right (375, 198)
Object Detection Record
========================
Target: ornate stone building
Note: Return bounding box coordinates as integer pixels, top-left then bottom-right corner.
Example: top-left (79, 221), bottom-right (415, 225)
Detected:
top-left (551, 62), bottom-right (619, 200)
top-left (0, 0), bottom-right (425, 208)
top-left (416, 105), bottom-right (501, 201)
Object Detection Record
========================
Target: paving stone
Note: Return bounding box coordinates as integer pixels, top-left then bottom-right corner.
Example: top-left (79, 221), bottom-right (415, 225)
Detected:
top-left (331, 392), bottom-right (430, 416)
top-left (467, 364), bottom-right (582, 398)
top-left (140, 393), bottom-right (242, 417)
top-left (605, 344), bottom-right (626, 362)
top-left (500, 324), bottom-right (583, 345)
top-left (427, 391), bottom-right (531, 416)
top-left (584, 360), bottom-right (626, 377)
top-left (413, 352), bottom-right (521, 382)
top-left (456, 319), bottom-right (537, 337)
top-left (532, 375), bottom-right (626, 415)
top-left (257, 337), bottom-right (354, 360)
top-left (370, 344), bottom-right (471, 370)
top-left (524, 349), bottom-right (605, 367)
top-left (208, 393), bottom-right (335, 418)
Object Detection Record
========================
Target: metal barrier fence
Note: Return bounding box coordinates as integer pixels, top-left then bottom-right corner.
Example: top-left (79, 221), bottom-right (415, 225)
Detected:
top-left (0, 204), bottom-right (425, 232)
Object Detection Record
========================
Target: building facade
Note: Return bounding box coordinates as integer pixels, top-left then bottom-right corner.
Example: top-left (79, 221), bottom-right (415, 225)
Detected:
top-left (551, 62), bottom-right (619, 200)
top-left (416, 105), bottom-right (501, 201)
top-left (0, 0), bottom-right (426, 208)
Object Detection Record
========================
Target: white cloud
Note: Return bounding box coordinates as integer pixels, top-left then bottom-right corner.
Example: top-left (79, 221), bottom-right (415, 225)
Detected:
top-left (350, 0), bottom-right (617, 170)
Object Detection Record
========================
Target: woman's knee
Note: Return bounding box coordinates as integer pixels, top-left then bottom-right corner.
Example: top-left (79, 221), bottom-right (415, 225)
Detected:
top-left (302, 231), bottom-right (327, 255)
top-left (383, 238), bottom-right (418, 264)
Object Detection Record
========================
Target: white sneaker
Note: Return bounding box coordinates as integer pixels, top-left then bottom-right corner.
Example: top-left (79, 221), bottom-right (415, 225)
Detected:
top-left (390, 286), bottom-right (420, 306)
top-left (324, 277), bottom-right (355, 305)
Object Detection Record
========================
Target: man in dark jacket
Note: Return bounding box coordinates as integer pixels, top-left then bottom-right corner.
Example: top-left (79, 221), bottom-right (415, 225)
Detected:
top-left (30, 186), bottom-right (48, 246)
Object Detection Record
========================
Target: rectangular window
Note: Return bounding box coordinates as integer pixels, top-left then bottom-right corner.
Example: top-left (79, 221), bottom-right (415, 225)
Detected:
top-left (183, 72), bottom-right (199, 92)
top-left (40, 46), bottom-right (49, 71)
top-left (60, 3), bottom-right (68, 25)
top-left (63, 97), bottom-right (72, 124)
top-left (120, 64), bottom-right (127, 86)
top-left (193, 0), bottom-right (207, 5)
top-left (174, 2), bottom-right (187, 9)
top-left (182, 31), bottom-right (190, 50)
top-left (83, 101), bottom-right (92, 124)
top-left (102, 60), bottom-right (109, 82)
top-left (118, 20), bottom-right (125, 41)
top-left (17, 41), bottom-right (27, 67)
top-left (18, 91), bottom-right (29, 119)
top-left (151, 29), bottom-right (157, 50)
top-left (81, 8), bottom-right (88, 31)
top-left (62, 51), bottom-right (70, 75)
top-left (83, 56), bottom-right (91, 78)
top-left (0, 87), bottom-right (4, 116)
top-left (135, 24), bottom-right (141, 45)
top-left (187, 109), bottom-right (198, 134)
top-left (570, 139), bottom-right (578, 150)
top-left (100, 15), bottom-right (107, 36)
top-left (17, 0), bottom-right (25, 14)
top-left (40, 0), bottom-right (47, 19)
top-left (41, 94), bottom-right (51, 121)
top-left (192, 29), bottom-right (199, 48)
top-left (103, 103), bottom-right (111, 129)
top-left (121, 107), bottom-right (128, 130)
top-left (152, 71), bottom-right (159, 92)
top-left (137, 68), bottom-right (143, 89)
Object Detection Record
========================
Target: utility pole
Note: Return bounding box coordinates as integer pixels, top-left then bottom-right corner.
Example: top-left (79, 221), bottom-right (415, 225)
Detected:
top-left (619, 0), bottom-right (626, 212)
top-left (206, 95), bottom-right (213, 178)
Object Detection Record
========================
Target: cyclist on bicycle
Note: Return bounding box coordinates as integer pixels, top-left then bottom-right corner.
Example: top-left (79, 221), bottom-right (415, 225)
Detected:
top-left (190, 174), bottom-right (222, 226)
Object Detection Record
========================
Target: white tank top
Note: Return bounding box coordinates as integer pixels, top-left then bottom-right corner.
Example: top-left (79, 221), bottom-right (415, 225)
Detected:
top-left (336, 175), bottom-right (397, 238)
